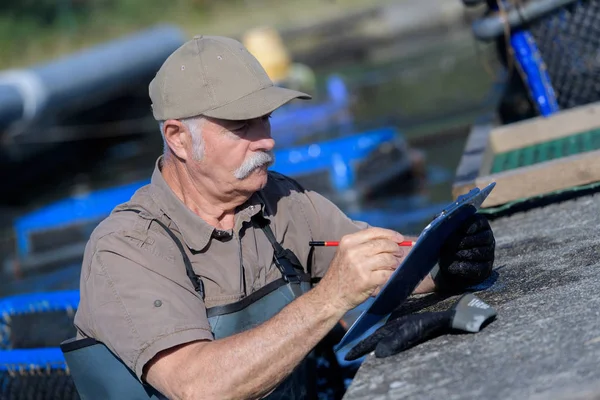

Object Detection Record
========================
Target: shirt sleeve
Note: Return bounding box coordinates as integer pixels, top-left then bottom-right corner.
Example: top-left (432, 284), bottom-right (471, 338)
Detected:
top-left (75, 232), bottom-right (214, 380)
top-left (301, 189), bottom-right (371, 278)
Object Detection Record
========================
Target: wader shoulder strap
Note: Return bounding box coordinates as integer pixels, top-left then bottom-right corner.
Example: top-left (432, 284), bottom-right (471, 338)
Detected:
top-left (255, 190), bottom-right (314, 281)
top-left (119, 208), bottom-right (308, 297)
top-left (120, 208), bottom-right (205, 299)
top-left (252, 215), bottom-right (308, 284)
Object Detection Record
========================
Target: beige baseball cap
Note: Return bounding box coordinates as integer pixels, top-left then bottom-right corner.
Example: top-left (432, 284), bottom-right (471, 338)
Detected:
top-left (149, 35), bottom-right (311, 121)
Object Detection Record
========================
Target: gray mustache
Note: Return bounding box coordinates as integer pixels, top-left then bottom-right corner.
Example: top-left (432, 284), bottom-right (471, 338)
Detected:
top-left (234, 150), bottom-right (275, 179)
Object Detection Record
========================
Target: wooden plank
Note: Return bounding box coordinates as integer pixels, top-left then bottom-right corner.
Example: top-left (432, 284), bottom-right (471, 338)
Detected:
top-left (489, 101), bottom-right (600, 153)
top-left (453, 101), bottom-right (600, 206)
top-left (452, 114), bottom-right (495, 200)
top-left (453, 150), bottom-right (484, 200)
top-left (478, 135), bottom-right (497, 177)
top-left (471, 149), bottom-right (600, 207)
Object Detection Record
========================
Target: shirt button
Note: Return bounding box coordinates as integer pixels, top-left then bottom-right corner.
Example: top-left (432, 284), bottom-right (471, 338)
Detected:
top-left (154, 300), bottom-right (162, 307)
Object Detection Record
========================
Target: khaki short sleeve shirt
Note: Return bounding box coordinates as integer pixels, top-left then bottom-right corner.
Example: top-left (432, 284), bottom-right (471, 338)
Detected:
top-left (74, 158), bottom-right (369, 380)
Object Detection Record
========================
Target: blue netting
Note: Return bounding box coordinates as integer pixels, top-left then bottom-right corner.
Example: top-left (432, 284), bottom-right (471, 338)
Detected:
top-left (0, 348), bottom-right (79, 399)
top-left (0, 291), bottom-right (80, 349)
top-left (0, 348), bottom-right (66, 372)
top-left (0, 291), bottom-right (79, 316)
top-left (528, 0), bottom-right (600, 109)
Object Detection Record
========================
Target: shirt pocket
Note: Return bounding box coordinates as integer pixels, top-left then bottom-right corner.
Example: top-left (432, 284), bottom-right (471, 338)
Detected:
top-left (191, 260), bottom-right (245, 308)
top-left (123, 230), bottom-right (175, 263)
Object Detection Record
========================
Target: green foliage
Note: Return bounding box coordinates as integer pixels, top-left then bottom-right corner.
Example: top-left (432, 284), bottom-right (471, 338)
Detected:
top-left (0, 0), bottom-right (383, 69)
top-left (0, 0), bottom-right (114, 26)
top-left (0, 0), bottom-right (212, 68)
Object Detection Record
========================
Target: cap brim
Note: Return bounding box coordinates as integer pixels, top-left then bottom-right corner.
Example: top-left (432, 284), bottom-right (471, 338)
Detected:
top-left (201, 86), bottom-right (311, 120)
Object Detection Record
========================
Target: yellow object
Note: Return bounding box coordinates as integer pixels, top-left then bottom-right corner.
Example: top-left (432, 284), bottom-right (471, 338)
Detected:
top-left (242, 26), bottom-right (291, 83)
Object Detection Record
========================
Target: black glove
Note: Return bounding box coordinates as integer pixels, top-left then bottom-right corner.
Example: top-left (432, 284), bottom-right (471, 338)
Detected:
top-left (432, 213), bottom-right (495, 292)
top-left (345, 311), bottom-right (453, 361)
top-left (344, 294), bottom-right (497, 361)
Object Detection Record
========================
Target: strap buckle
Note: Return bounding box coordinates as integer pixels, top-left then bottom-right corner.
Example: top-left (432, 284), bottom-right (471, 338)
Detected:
top-left (273, 250), bottom-right (302, 284)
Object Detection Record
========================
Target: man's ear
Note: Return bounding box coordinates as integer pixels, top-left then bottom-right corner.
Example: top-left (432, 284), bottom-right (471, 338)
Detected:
top-left (163, 119), bottom-right (190, 160)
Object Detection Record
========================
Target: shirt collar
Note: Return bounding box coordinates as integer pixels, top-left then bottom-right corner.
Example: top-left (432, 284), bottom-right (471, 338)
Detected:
top-left (148, 157), bottom-right (265, 251)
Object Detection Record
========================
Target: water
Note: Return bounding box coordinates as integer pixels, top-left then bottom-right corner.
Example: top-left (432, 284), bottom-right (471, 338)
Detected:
top-left (309, 29), bottom-right (497, 233)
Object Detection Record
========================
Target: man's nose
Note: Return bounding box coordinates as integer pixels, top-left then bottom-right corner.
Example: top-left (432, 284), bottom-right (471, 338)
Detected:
top-left (248, 119), bottom-right (275, 151)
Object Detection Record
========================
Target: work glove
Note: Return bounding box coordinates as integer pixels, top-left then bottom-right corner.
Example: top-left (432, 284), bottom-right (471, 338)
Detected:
top-left (344, 293), bottom-right (496, 361)
top-left (432, 213), bottom-right (495, 293)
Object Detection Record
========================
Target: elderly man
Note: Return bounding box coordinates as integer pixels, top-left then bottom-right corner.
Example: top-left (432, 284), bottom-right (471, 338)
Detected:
top-left (69, 35), bottom-right (494, 400)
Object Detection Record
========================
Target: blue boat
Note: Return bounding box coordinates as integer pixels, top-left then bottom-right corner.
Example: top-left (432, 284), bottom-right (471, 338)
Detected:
top-left (8, 125), bottom-right (424, 277)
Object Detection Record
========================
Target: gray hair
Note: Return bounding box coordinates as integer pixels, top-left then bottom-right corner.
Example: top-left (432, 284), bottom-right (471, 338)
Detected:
top-left (159, 116), bottom-right (205, 160)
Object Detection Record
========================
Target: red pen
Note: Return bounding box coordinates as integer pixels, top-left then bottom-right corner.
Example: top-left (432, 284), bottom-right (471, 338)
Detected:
top-left (309, 240), bottom-right (415, 247)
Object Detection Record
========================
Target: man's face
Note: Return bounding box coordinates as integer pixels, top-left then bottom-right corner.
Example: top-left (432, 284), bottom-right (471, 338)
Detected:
top-left (190, 114), bottom-right (275, 195)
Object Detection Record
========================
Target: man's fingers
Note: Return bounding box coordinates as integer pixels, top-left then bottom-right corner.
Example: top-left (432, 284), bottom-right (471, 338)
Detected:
top-left (340, 227), bottom-right (404, 247)
top-left (361, 252), bottom-right (403, 273)
top-left (370, 269), bottom-right (395, 287)
top-left (352, 238), bottom-right (406, 258)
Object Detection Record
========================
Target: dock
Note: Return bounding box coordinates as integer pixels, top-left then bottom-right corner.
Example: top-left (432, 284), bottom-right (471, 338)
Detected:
top-left (342, 186), bottom-right (600, 399)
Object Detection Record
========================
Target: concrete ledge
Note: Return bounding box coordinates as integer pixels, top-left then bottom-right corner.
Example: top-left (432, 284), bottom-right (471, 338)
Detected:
top-left (343, 191), bottom-right (600, 400)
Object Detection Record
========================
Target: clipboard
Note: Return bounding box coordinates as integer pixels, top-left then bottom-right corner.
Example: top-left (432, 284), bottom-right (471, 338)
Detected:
top-left (335, 182), bottom-right (496, 353)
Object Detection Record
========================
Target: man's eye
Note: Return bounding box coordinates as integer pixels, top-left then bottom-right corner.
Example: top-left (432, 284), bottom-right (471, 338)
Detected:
top-left (233, 122), bottom-right (249, 131)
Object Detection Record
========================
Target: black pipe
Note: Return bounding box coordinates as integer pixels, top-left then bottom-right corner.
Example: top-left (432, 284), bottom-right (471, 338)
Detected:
top-left (472, 0), bottom-right (578, 41)
top-left (0, 24), bottom-right (185, 154)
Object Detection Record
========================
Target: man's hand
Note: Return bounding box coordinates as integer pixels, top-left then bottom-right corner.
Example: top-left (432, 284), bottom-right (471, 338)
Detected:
top-left (433, 213), bottom-right (495, 292)
top-left (317, 228), bottom-right (408, 312)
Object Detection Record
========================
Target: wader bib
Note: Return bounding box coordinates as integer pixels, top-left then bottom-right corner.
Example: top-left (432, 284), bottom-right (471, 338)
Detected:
top-left (61, 209), bottom-right (313, 399)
